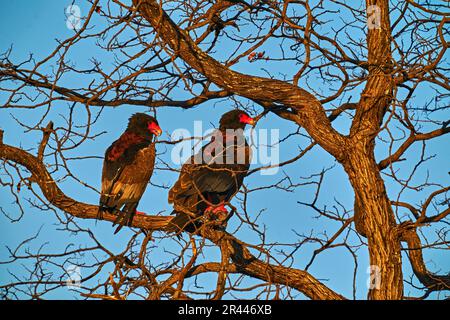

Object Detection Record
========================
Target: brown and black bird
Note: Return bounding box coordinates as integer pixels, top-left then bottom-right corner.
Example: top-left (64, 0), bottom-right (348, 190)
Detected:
top-left (99, 113), bottom-right (162, 233)
top-left (167, 110), bottom-right (255, 233)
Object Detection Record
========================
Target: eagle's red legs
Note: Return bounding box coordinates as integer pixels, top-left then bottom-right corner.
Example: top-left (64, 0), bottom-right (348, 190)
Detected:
top-left (205, 203), bottom-right (228, 215)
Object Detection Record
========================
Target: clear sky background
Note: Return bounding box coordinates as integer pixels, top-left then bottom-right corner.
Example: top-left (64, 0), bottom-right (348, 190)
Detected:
top-left (0, 0), bottom-right (448, 299)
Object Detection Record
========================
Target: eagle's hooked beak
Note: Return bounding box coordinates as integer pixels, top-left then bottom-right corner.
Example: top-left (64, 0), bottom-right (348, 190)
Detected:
top-left (148, 122), bottom-right (162, 136)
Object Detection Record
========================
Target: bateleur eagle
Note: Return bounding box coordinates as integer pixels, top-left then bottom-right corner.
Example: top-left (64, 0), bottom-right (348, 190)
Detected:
top-left (99, 113), bottom-right (162, 233)
top-left (167, 110), bottom-right (255, 233)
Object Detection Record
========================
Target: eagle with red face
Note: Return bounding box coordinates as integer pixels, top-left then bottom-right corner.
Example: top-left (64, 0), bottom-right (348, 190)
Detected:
top-left (167, 110), bottom-right (255, 233)
top-left (99, 113), bottom-right (162, 233)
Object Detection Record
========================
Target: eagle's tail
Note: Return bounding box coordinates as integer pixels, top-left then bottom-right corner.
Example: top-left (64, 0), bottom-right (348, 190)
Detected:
top-left (113, 203), bottom-right (137, 234)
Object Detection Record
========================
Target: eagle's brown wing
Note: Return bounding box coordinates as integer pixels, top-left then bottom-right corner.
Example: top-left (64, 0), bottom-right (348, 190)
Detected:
top-left (168, 136), bottom-right (251, 232)
top-left (100, 137), bottom-right (155, 233)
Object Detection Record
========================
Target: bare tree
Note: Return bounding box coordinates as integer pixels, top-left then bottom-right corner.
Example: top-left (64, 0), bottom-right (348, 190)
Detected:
top-left (0, 0), bottom-right (448, 300)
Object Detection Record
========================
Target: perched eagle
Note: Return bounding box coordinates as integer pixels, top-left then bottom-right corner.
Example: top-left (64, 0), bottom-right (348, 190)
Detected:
top-left (167, 110), bottom-right (255, 233)
top-left (99, 113), bottom-right (162, 233)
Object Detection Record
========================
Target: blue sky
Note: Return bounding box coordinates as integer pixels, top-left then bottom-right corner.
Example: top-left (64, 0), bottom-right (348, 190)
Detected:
top-left (0, 0), bottom-right (448, 299)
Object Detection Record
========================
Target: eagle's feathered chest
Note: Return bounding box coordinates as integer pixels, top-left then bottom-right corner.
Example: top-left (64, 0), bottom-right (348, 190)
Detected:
top-left (106, 132), bottom-right (147, 162)
top-left (169, 131), bottom-right (251, 215)
top-left (195, 131), bottom-right (252, 168)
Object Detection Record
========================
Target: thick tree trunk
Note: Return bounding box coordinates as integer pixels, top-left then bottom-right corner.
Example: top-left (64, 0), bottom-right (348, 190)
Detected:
top-left (344, 148), bottom-right (403, 299)
top-left (341, 0), bottom-right (403, 299)
top-left (133, 0), bottom-right (405, 299)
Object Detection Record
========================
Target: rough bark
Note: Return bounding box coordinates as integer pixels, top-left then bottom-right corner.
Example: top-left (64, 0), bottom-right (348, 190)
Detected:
top-left (0, 137), bottom-right (344, 300)
top-left (132, 0), bottom-right (347, 161)
top-left (344, 152), bottom-right (403, 299)
top-left (399, 226), bottom-right (450, 292)
top-left (344, 0), bottom-right (403, 300)
top-left (132, 0), bottom-right (405, 299)
top-left (1, 0), bottom-right (447, 300)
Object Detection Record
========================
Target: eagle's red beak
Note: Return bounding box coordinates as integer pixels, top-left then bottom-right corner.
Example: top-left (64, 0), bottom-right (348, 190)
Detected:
top-left (148, 122), bottom-right (162, 136)
top-left (239, 114), bottom-right (255, 126)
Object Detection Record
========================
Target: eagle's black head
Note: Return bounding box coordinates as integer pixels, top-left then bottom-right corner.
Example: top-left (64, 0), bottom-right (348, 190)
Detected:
top-left (127, 113), bottom-right (162, 139)
top-left (219, 110), bottom-right (255, 130)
